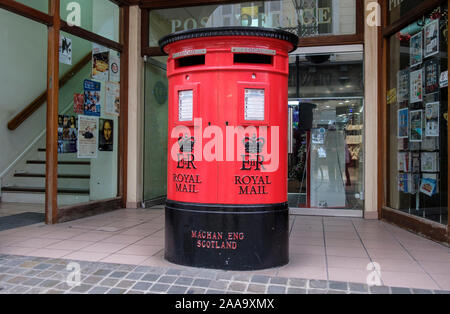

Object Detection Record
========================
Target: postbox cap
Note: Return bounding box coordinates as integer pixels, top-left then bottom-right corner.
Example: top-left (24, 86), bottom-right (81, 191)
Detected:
top-left (159, 27), bottom-right (299, 53)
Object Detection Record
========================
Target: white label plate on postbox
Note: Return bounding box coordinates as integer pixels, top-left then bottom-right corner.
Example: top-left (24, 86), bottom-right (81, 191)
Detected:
top-left (245, 89), bottom-right (265, 121)
top-left (232, 47), bottom-right (276, 55)
top-left (179, 90), bottom-right (193, 121)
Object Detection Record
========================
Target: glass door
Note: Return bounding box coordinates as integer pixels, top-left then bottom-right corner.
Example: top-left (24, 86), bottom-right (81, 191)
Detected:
top-left (288, 47), bottom-right (364, 216)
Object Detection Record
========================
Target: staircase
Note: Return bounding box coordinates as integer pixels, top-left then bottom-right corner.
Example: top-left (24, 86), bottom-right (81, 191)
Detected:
top-left (1, 143), bottom-right (91, 205)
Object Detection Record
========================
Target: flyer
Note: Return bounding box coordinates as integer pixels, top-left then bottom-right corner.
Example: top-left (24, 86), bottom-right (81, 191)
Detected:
top-left (424, 58), bottom-right (439, 94)
top-left (397, 69), bottom-right (410, 103)
top-left (420, 174), bottom-right (438, 197)
top-left (84, 79), bottom-right (101, 117)
top-left (105, 82), bottom-right (120, 117)
top-left (58, 115), bottom-right (77, 154)
top-left (410, 69), bottom-right (424, 104)
top-left (421, 152), bottom-right (439, 172)
top-left (77, 115), bottom-right (98, 159)
top-left (109, 51), bottom-right (121, 83)
top-left (410, 31), bottom-right (423, 67)
top-left (410, 110), bottom-right (423, 142)
top-left (73, 93), bottom-right (84, 114)
top-left (92, 44), bottom-right (109, 82)
top-left (397, 108), bottom-right (409, 139)
top-left (424, 18), bottom-right (440, 58)
top-left (425, 102), bottom-right (439, 137)
top-left (59, 34), bottom-right (72, 65)
top-left (99, 119), bottom-right (114, 152)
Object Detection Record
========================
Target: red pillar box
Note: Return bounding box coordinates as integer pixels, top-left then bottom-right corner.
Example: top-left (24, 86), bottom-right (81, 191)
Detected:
top-left (159, 27), bottom-right (298, 270)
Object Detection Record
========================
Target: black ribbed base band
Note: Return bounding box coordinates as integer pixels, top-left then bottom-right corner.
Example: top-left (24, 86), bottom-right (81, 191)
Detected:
top-left (164, 200), bottom-right (289, 271)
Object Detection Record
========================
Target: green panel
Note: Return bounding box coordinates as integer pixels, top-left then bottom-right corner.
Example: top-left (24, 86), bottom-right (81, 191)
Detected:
top-left (143, 58), bottom-right (169, 201)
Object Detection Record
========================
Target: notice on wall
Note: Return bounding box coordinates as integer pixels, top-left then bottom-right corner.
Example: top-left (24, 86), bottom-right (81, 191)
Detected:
top-left (58, 115), bottom-right (77, 154)
top-left (73, 93), bottom-right (84, 114)
top-left (424, 18), bottom-right (440, 58)
top-left (105, 82), bottom-right (120, 117)
top-left (92, 44), bottom-right (109, 81)
top-left (99, 119), bottom-right (113, 152)
top-left (84, 79), bottom-right (101, 117)
top-left (109, 51), bottom-right (120, 82)
top-left (59, 34), bottom-right (72, 65)
top-left (77, 115), bottom-right (98, 159)
top-left (425, 102), bottom-right (439, 137)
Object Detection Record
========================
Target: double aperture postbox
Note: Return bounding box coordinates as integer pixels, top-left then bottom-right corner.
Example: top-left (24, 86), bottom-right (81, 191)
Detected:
top-left (159, 27), bottom-right (298, 270)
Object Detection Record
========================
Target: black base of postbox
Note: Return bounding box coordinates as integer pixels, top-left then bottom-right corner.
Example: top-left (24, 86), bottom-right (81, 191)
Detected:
top-left (164, 200), bottom-right (289, 271)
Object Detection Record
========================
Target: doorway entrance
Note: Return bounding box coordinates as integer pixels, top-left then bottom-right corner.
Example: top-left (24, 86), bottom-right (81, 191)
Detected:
top-left (288, 46), bottom-right (365, 217)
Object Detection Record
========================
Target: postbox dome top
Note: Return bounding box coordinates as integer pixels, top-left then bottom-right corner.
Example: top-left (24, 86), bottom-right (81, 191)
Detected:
top-left (159, 27), bottom-right (299, 53)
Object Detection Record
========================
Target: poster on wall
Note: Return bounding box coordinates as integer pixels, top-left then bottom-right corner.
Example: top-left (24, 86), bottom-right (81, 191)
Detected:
top-left (99, 119), bottom-right (113, 152)
top-left (424, 18), bottom-right (440, 58)
top-left (73, 93), bottom-right (84, 114)
top-left (92, 44), bottom-right (109, 82)
top-left (59, 35), bottom-right (72, 65)
top-left (77, 115), bottom-right (98, 159)
top-left (410, 110), bottom-right (423, 142)
top-left (410, 69), bottom-right (424, 103)
top-left (424, 59), bottom-right (439, 94)
top-left (410, 31), bottom-right (423, 67)
top-left (397, 69), bottom-right (410, 103)
top-left (109, 51), bottom-right (121, 83)
top-left (398, 108), bottom-right (409, 139)
top-left (425, 102), bottom-right (440, 137)
top-left (83, 79), bottom-right (101, 117)
top-left (58, 115), bottom-right (77, 154)
top-left (105, 82), bottom-right (120, 117)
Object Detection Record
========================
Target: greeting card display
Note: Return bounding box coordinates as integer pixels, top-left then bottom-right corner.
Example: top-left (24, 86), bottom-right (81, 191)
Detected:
top-left (421, 152), bottom-right (439, 172)
top-left (410, 31), bottom-right (423, 67)
top-left (424, 18), bottom-right (440, 58)
top-left (425, 102), bottom-right (439, 137)
top-left (398, 152), bottom-right (411, 172)
top-left (409, 110), bottom-right (423, 142)
top-left (420, 174), bottom-right (438, 196)
top-left (421, 136), bottom-right (439, 151)
top-left (410, 69), bottom-right (424, 104)
top-left (424, 59), bottom-right (439, 94)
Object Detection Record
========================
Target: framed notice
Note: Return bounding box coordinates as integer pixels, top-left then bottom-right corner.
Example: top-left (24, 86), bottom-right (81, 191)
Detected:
top-left (424, 18), bottom-right (440, 58)
top-left (410, 31), bottom-right (423, 67)
top-left (77, 115), bottom-right (98, 159)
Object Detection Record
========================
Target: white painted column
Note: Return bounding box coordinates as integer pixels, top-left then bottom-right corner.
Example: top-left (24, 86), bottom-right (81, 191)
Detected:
top-left (126, 5), bottom-right (144, 208)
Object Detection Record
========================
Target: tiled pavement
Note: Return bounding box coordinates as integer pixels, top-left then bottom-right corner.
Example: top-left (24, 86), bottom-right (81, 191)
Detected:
top-left (0, 205), bottom-right (450, 293)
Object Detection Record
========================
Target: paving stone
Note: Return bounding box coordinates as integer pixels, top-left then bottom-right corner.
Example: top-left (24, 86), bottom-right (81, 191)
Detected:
top-left (228, 282), bottom-right (247, 292)
top-left (23, 270), bottom-right (40, 277)
top-left (36, 271), bottom-right (57, 279)
top-left (126, 290), bottom-right (144, 294)
top-left (349, 283), bottom-right (369, 293)
top-left (193, 279), bottom-right (211, 288)
top-left (251, 275), bottom-right (271, 284)
top-left (22, 278), bottom-right (44, 286)
top-left (26, 287), bottom-right (47, 294)
top-left (158, 275), bottom-right (177, 284)
top-left (247, 284), bottom-right (266, 293)
top-left (171, 277), bottom-right (192, 286)
top-left (134, 266), bottom-right (152, 273)
top-left (289, 278), bottom-right (307, 288)
top-left (126, 272), bottom-right (144, 280)
top-left (370, 286), bottom-right (390, 294)
top-left (34, 263), bottom-right (52, 270)
top-left (412, 289), bottom-right (433, 294)
top-left (48, 264), bottom-right (66, 272)
top-left (197, 271), bottom-right (216, 280)
top-left (287, 288), bottom-right (307, 294)
top-left (70, 284), bottom-right (93, 293)
top-left (167, 285), bottom-right (188, 294)
top-left (267, 285), bottom-right (286, 294)
top-left (166, 269), bottom-right (182, 276)
top-left (186, 287), bottom-right (206, 294)
top-left (434, 290), bottom-right (450, 294)
top-left (116, 280), bottom-right (136, 289)
top-left (309, 280), bottom-right (327, 289)
top-left (98, 278), bottom-right (119, 287)
top-left (46, 289), bottom-right (65, 294)
top-left (88, 286), bottom-right (110, 294)
top-left (7, 285), bottom-right (30, 294)
top-left (83, 276), bottom-right (103, 285)
top-left (308, 289), bottom-right (328, 294)
top-left (216, 272), bottom-right (233, 281)
top-left (109, 271), bottom-right (128, 279)
top-left (132, 281), bottom-right (152, 291)
top-left (233, 274), bottom-right (251, 282)
top-left (107, 288), bottom-right (127, 294)
top-left (93, 269), bottom-right (112, 277)
top-left (141, 274), bottom-right (160, 282)
top-left (118, 265), bottom-right (136, 272)
top-left (327, 290), bottom-right (347, 294)
top-left (150, 283), bottom-right (170, 293)
top-left (329, 281), bottom-right (348, 291)
top-left (7, 276), bottom-right (29, 285)
top-left (391, 287), bottom-right (411, 294)
top-left (39, 280), bottom-right (60, 288)
top-left (270, 277), bottom-right (288, 285)
top-left (206, 289), bottom-right (226, 294)
top-left (209, 280), bottom-right (229, 290)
